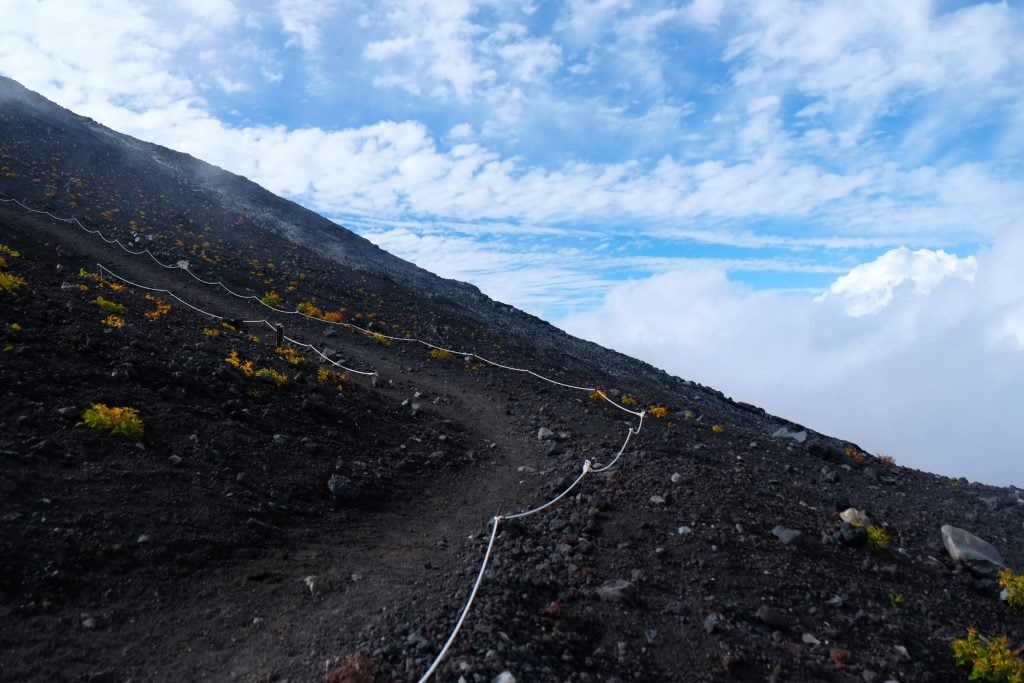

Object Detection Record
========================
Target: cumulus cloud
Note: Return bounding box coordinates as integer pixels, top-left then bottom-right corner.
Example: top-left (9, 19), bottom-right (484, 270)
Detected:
top-left (562, 240), bottom-right (1024, 487)
top-left (818, 247), bottom-right (977, 317)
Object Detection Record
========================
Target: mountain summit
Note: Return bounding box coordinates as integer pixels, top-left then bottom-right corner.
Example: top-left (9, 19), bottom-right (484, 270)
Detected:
top-left (1, 76), bottom-right (1021, 681)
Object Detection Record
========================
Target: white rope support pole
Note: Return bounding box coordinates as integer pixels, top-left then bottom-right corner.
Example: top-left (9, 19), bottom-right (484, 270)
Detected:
top-left (419, 515), bottom-right (503, 683)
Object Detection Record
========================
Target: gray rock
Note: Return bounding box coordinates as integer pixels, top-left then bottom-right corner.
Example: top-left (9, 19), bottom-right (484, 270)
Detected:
top-left (545, 441), bottom-right (565, 456)
top-left (772, 427), bottom-right (807, 443)
top-left (649, 494), bottom-right (666, 505)
top-left (492, 671), bottom-right (516, 683)
top-left (703, 612), bottom-right (724, 634)
top-left (772, 526), bottom-right (804, 545)
top-left (677, 525), bottom-right (693, 536)
top-left (755, 604), bottom-right (790, 629)
top-left (840, 508), bottom-right (871, 527)
top-left (537, 427), bottom-right (555, 440)
top-left (328, 474), bottom-right (355, 500)
top-left (595, 579), bottom-right (636, 603)
top-left (941, 524), bottom-right (1006, 576)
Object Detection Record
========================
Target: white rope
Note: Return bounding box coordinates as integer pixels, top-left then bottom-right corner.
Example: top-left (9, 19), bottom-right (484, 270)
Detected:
top-left (4, 196), bottom-right (657, 681)
top-left (418, 516), bottom-right (502, 683)
top-left (95, 263), bottom-right (378, 377)
top-left (502, 459), bottom-right (592, 521)
top-left (3, 197), bottom-right (650, 412)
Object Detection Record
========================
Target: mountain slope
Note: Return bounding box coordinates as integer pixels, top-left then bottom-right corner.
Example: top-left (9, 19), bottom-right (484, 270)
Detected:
top-left (1, 76), bottom-right (1022, 682)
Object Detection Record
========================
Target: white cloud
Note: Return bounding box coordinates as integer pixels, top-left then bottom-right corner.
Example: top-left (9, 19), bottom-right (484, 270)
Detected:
top-left (818, 247), bottom-right (977, 317)
top-left (174, 0), bottom-right (238, 27)
top-left (562, 238), bottom-right (1024, 486)
top-left (274, 0), bottom-right (339, 53)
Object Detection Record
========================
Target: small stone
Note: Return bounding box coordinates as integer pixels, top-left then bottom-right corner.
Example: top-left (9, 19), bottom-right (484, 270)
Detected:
top-left (328, 474), bottom-right (354, 500)
top-left (81, 614), bottom-right (96, 629)
top-left (649, 494), bottom-right (666, 505)
top-left (802, 633), bottom-right (821, 645)
top-left (595, 579), bottom-right (636, 603)
top-left (772, 427), bottom-right (807, 443)
top-left (772, 526), bottom-right (803, 545)
top-left (537, 427), bottom-right (555, 441)
top-left (703, 612), bottom-right (723, 634)
top-left (492, 672), bottom-right (516, 683)
top-left (677, 525), bottom-right (693, 536)
top-left (137, 534), bottom-right (151, 544)
top-left (755, 605), bottom-right (790, 629)
top-left (670, 472), bottom-right (683, 484)
top-left (840, 508), bottom-right (872, 527)
top-left (168, 455), bottom-right (182, 465)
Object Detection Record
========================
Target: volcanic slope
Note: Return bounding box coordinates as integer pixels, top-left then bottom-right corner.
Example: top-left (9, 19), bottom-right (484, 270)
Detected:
top-left (1, 76), bottom-right (1023, 682)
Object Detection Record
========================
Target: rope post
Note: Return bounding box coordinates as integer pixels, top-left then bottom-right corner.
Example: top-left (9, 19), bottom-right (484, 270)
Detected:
top-left (276, 324), bottom-right (284, 349)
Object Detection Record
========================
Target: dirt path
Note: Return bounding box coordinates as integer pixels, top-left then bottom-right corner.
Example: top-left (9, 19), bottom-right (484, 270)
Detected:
top-left (3, 203), bottom-right (597, 681)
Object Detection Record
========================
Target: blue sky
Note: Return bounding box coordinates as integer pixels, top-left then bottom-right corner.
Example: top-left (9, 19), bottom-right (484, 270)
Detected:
top-left (3, 0), bottom-right (1024, 486)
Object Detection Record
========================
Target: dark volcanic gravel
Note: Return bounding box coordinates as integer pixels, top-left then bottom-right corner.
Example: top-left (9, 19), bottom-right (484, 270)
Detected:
top-left (2, 76), bottom-right (1024, 682)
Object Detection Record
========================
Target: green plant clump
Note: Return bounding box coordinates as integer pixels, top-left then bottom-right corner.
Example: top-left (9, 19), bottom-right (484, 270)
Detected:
top-left (0, 271), bottom-right (26, 292)
top-left (260, 291), bottom-right (283, 308)
top-left (81, 404), bottom-right (144, 438)
top-left (1000, 569), bottom-right (1024, 610)
top-left (952, 628), bottom-right (1024, 682)
top-left (92, 296), bottom-right (126, 314)
top-left (866, 525), bottom-right (890, 550)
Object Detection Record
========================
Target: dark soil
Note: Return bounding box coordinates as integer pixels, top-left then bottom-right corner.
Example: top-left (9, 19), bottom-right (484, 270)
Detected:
top-left (2, 75), bottom-right (1024, 682)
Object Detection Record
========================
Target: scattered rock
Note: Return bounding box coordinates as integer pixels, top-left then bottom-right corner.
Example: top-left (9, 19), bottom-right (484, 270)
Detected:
top-left (840, 508), bottom-right (871, 527)
top-left (772, 526), bottom-right (803, 546)
top-left (677, 525), bottom-right (693, 536)
top-left (595, 579), bottom-right (636, 604)
top-left (772, 427), bottom-right (807, 443)
top-left (755, 605), bottom-right (790, 629)
top-left (325, 653), bottom-right (380, 683)
top-left (802, 633), bottom-right (821, 646)
top-left (537, 427), bottom-right (555, 441)
top-left (328, 474), bottom-right (355, 500)
top-left (703, 612), bottom-right (724, 634)
top-left (940, 524), bottom-right (1006, 576)
top-left (492, 672), bottom-right (516, 683)
top-left (649, 494), bottom-right (666, 506)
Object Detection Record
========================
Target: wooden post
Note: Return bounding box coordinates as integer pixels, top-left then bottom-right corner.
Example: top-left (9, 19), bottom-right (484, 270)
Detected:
top-left (276, 324), bottom-right (283, 349)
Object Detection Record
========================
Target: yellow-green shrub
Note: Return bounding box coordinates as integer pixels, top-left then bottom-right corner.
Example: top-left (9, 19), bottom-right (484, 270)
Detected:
top-left (866, 525), bottom-right (890, 550)
top-left (1000, 569), bottom-right (1024, 610)
top-left (92, 296), bottom-right (125, 314)
top-left (429, 348), bottom-right (452, 361)
top-left (649, 405), bottom-right (668, 419)
top-left (81, 404), bottom-right (144, 438)
top-left (0, 272), bottom-right (25, 292)
top-left (260, 291), bottom-right (283, 307)
top-left (952, 628), bottom-right (1024, 682)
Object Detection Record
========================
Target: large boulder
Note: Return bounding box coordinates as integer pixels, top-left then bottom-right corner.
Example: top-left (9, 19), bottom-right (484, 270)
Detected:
top-left (940, 524), bottom-right (1006, 577)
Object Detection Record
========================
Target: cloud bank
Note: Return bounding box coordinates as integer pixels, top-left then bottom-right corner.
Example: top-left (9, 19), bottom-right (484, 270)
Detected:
top-left (562, 235), bottom-right (1024, 487)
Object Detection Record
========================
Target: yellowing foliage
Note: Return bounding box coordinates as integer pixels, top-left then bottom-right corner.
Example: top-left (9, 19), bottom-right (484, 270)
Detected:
top-left (952, 628), bottom-right (1024, 683)
top-left (81, 404), bottom-right (144, 438)
top-left (711, 424), bottom-right (725, 433)
top-left (260, 291), bottom-right (283, 308)
top-left (275, 346), bottom-right (307, 365)
top-left (144, 294), bottom-right (171, 321)
top-left (92, 296), bottom-right (125, 314)
top-left (318, 367), bottom-right (350, 389)
top-left (1000, 569), bottom-right (1024, 610)
top-left (101, 314), bottom-right (124, 328)
top-left (429, 348), bottom-right (452, 361)
top-left (649, 405), bottom-right (668, 419)
top-left (0, 272), bottom-right (25, 292)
